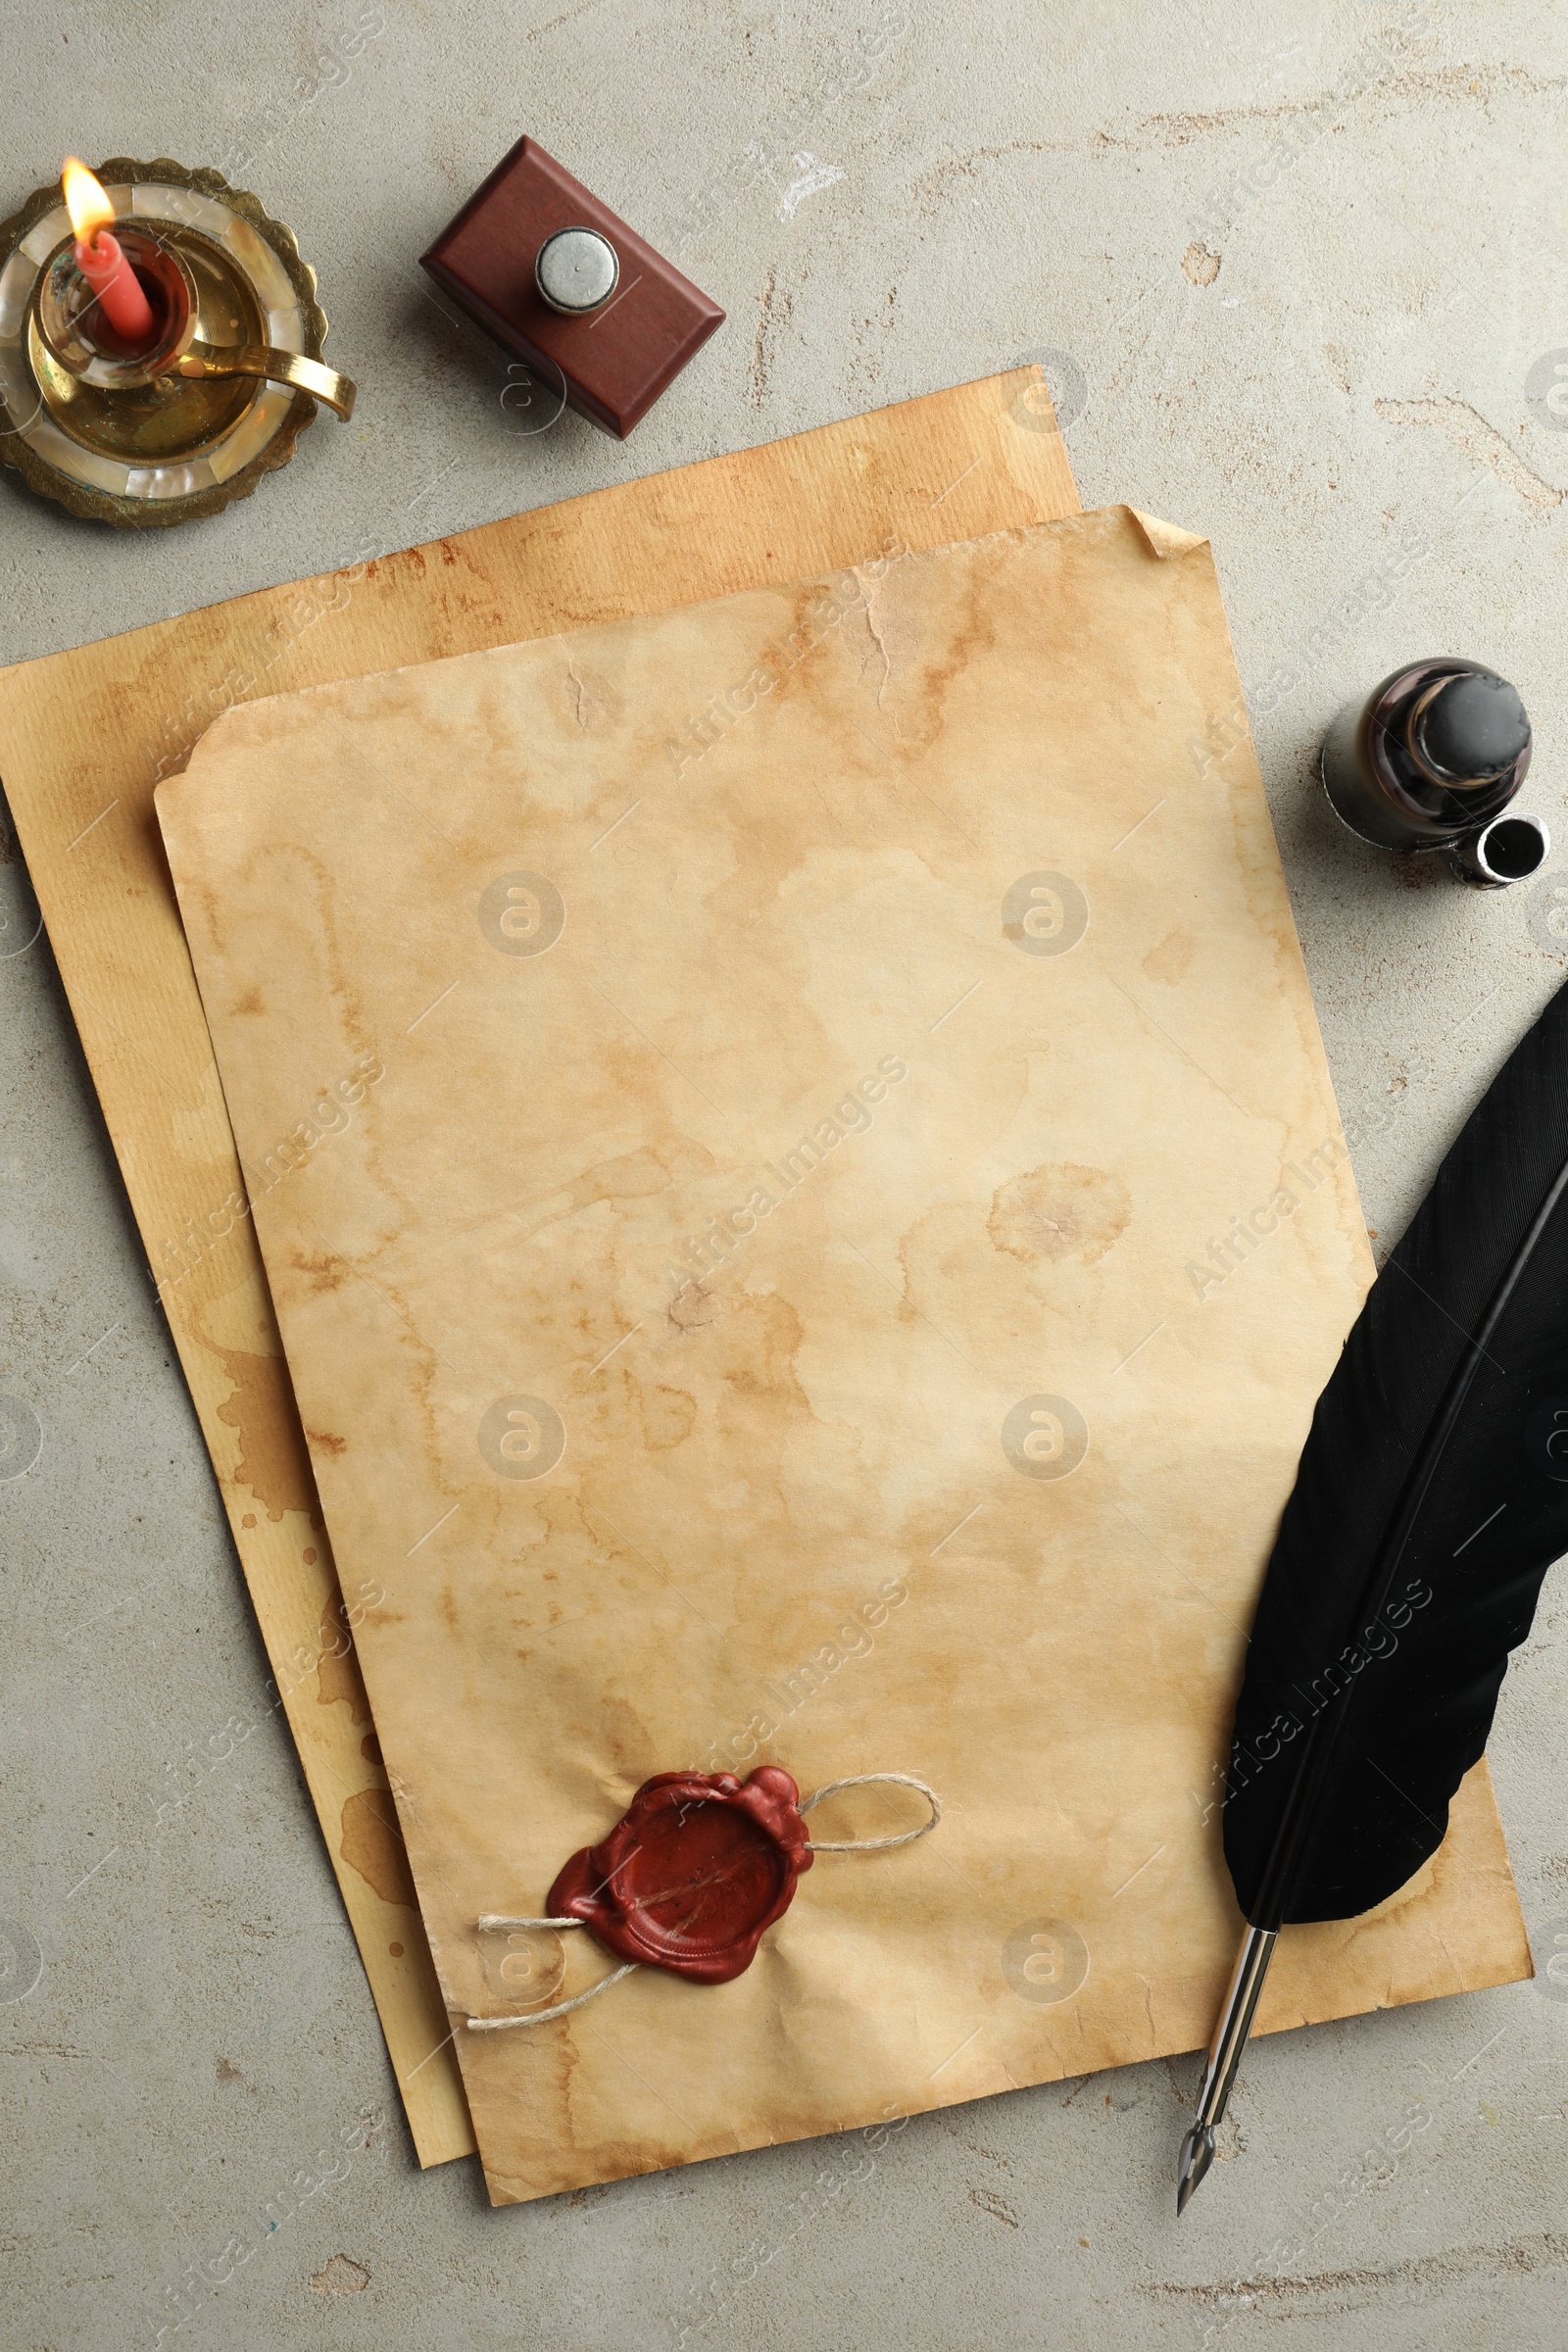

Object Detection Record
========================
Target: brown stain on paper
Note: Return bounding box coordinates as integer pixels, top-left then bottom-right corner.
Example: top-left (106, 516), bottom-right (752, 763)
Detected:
top-left (666, 1282), bottom-right (714, 1334)
top-left (988, 1162), bottom-right (1133, 1266)
top-left (639, 1382), bottom-right (699, 1452)
top-left (339, 1786), bottom-right (418, 1910)
top-left (213, 1346), bottom-right (318, 1521)
top-left (292, 1248), bottom-right (349, 1296)
top-left (1143, 928), bottom-right (1195, 985)
top-left (317, 1601), bottom-right (372, 1727)
top-left (510, 1144), bottom-right (689, 1242)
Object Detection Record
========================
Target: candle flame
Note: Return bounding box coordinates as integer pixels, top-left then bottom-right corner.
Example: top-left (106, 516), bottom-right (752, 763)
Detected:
top-left (62, 157), bottom-right (115, 246)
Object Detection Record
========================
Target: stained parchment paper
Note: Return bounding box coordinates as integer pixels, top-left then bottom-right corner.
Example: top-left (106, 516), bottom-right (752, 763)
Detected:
top-left (157, 506), bottom-right (1529, 2204)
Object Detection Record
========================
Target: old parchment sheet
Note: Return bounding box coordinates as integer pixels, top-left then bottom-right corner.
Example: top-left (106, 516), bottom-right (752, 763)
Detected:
top-left (0, 369), bottom-right (1080, 2163)
top-left (158, 505), bottom-right (1529, 2204)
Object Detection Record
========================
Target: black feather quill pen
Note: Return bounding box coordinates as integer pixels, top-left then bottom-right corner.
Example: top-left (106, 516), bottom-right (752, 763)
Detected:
top-left (1177, 975), bottom-right (1568, 2212)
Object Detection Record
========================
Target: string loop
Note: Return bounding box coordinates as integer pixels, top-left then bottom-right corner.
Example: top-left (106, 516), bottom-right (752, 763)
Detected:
top-left (465, 1773), bottom-right (942, 2031)
top-left (467, 1917), bottom-right (636, 2031)
top-left (801, 1771), bottom-right (943, 1851)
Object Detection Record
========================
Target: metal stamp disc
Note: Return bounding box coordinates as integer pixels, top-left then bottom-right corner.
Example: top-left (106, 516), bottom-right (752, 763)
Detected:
top-left (534, 226), bottom-right (619, 316)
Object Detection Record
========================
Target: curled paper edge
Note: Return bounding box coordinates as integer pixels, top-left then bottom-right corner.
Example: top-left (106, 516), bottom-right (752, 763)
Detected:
top-left (1126, 506), bottom-right (1209, 562)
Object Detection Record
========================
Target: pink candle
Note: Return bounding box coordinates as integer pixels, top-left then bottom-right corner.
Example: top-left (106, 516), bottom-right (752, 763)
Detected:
top-left (62, 156), bottom-right (155, 346)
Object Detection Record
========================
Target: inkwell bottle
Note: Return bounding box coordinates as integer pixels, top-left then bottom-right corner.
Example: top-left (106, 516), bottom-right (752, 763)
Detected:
top-left (1320, 660), bottom-right (1546, 888)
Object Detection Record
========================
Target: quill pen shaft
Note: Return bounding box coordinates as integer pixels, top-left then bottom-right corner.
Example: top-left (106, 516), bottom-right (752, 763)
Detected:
top-left (1178, 1144), bottom-right (1568, 2211)
top-left (1255, 1148), bottom-right (1568, 1930)
top-left (1175, 1924), bottom-right (1276, 2213)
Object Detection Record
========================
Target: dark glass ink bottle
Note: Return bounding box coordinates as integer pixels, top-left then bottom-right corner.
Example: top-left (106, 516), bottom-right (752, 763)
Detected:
top-left (1320, 660), bottom-right (1546, 888)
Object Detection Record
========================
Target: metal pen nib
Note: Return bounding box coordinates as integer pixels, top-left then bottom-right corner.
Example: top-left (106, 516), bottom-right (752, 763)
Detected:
top-left (1175, 1924), bottom-right (1277, 2216)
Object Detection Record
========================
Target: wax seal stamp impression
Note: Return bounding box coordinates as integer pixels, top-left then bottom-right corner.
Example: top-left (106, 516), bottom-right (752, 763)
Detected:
top-left (466, 1767), bottom-right (941, 2028)
top-left (549, 1766), bottom-right (812, 1984)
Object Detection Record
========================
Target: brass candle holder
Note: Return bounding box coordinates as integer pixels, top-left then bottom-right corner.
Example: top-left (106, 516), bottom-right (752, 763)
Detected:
top-left (0, 157), bottom-right (356, 528)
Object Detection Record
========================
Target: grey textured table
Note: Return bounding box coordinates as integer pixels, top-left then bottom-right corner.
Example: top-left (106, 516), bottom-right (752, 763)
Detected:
top-left (4, 4), bottom-right (1568, 2345)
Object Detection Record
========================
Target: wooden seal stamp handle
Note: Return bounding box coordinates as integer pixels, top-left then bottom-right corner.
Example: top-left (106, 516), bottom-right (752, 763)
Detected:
top-left (419, 134), bottom-right (724, 439)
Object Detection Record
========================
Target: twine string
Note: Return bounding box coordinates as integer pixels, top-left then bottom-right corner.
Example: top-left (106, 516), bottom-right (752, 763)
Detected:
top-left (465, 1772), bottom-right (940, 2034)
top-left (466, 1915), bottom-right (635, 2031)
top-left (801, 1770), bottom-right (942, 1851)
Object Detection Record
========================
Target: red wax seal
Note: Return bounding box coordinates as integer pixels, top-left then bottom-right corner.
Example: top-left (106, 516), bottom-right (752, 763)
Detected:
top-left (547, 1766), bottom-right (812, 1984)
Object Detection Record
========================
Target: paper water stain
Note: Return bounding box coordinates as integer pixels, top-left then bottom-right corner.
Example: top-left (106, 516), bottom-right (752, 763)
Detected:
top-left (639, 1382), bottom-right (698, 1452)
top-left (988, 1162), bottom-right (1132, 1266)
top-left (339, 1786), bottom-right (417, 1909)
top-left (317, 1597), bottom-right (372, 1726)
top-left (1143, 928), bottom-right (1195, 986)
top-left (213, 1345), bottom-right (319, 1520)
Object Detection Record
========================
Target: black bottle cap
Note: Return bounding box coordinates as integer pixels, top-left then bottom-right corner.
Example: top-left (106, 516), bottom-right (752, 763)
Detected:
top-left (1410, 670), bottom-right (1531, 786)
